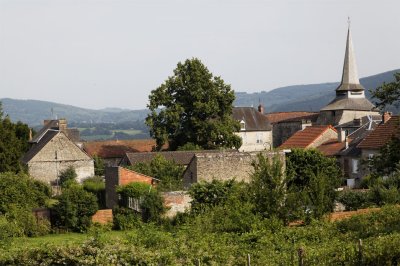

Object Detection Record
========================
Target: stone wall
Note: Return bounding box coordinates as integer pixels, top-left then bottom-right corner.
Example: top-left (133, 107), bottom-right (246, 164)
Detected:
top-left (161, 191), bottom-right (192, 218)
top-left (28, 160), bottom-right (94, 185)
top-left (183, 151), bottom-right (286, 188)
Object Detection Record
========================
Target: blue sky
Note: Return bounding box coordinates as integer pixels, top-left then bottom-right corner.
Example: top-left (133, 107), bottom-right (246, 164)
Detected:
top-left (1, 0), bottom-right (399, 109)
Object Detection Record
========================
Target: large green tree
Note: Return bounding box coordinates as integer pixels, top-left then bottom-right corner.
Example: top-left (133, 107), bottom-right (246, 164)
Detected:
top-left (0, 102), bottom-right (31, 173)
top-left (371, 72), bottom-right (400, 109)
top-left (146, 58), bottom-right (242, 151)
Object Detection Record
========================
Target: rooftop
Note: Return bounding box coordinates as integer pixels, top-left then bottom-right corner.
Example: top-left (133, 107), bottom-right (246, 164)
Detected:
top-left (279, 125), bottom-right (337, 149)
top-left (357, 116), bottom-right (400, 150)
top-left (265, 111), bottom-right (319, 124)
top-left (232, 107), bottom-right (272, 131)
top-left (83, 139), bottom-right (156, 158)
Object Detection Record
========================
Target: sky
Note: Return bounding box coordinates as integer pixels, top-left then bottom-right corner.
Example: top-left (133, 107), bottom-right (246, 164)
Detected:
top-left (1, 0), bottom-right (399, 110)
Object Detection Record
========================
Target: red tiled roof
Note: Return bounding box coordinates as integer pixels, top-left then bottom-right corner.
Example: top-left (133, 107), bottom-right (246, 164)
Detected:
top-left (265, 112), bottom-right (319, 124)
top-left (317, 138), bottom-right (347, 156)
top-left (83, 139), bottom-right (156, 158)
top-left (357, 116), bottom-right (400, 149)
top-left (279, 125), bottom-right (337, 149)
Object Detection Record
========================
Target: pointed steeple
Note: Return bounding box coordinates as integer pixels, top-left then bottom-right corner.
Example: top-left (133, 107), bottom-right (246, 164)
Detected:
top-left (336, 21), bottom-right (365, 92)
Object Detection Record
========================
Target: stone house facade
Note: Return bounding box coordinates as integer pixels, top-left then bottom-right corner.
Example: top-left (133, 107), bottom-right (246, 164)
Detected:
top-left (232, 106), bottom-right (273, 152)
top-left (22, 130), bottom-right (94, 185)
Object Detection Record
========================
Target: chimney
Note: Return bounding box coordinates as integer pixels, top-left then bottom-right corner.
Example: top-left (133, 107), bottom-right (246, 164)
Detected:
top-left (383, 112), bottom-right (392, 124)
top-left (58, 119), bottom-right (67, 132)
top-left (338, 129), bottom-right (346, 142)
top-left (258, 103), bottom-right (265, 114)
top-left (29, 128), bottom-right (32, 141)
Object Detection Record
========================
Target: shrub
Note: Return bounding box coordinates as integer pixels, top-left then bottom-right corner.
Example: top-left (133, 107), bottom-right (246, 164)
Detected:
top-left (337, 190), bottom-right (373, 210)
top-left (129, 154), bottom-right (184, 191)
top-left (58, 166), bottom-right (77, 187)
top-left (189, 179), bottom-right (238, 214)
top-left (52, 185), bottom-right (98, 232)
top-left (117, 182), bottom-right (165, 223)
top-left (83, 176), bottom-right (106, 209)
top-left (0, 172), bottom-right (51, 213)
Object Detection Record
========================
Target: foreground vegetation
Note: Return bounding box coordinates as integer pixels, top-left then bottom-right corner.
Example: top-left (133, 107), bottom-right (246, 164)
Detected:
top-left (1, 206), bottom-right (400, 265)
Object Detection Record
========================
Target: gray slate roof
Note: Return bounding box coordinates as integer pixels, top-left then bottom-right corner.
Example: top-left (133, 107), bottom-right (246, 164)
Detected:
top-left (320, 97), bottom-right (377, 111)
top-left (232, 107), bottom-right (272, 131)
top-left (22, 130), bottom-right (59, 163)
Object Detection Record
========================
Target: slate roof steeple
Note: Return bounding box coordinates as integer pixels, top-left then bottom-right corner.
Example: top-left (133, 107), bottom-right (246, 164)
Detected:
top-left (336, 22), bottom-right (365, 92)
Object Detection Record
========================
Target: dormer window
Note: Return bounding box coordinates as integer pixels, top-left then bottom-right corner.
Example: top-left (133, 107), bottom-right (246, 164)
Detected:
top-left (240, 120), bottom-right (246, 130)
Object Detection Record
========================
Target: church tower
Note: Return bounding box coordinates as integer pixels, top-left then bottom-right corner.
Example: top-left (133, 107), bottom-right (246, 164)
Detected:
top-left (317, 23), bottom-right (379, 126)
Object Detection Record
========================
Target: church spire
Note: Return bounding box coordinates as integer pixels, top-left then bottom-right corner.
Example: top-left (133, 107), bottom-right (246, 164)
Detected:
top-left (336, 20), bottom-right (364, 92)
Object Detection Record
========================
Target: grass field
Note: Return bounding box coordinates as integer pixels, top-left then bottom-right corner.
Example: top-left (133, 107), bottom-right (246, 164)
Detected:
top-left (78, 129), bottom-right (145, 141)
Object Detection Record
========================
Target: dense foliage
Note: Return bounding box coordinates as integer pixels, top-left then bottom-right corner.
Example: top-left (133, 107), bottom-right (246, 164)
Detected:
top-left (93, 155), bottom-right (105, 176)
top-left (116, 182), bottom-right (165, 223)
top-left (286, 149), bottom-right (341, 219)
top-left (371, 72), bottom-right (400, 109)
top-left (146, 58), bottom-right (242, 151)
top-left (58, 166), bottom-right (78, 188)
top-left (130, 154), bottom-right (184, 191)
top-left (0, 172), bottom-right (51, 214)
top-left (52, 185), bottom-right (98, 232)
top-left (83, 176), bottom-right (106, 209)
top-left (368, 136), bottom-right (400, 176)
top-left (0, 103), bottom-right (31, 173)
top-left (0, 172), bottom-right (51, 238)
top-left (2, 206), bottom-right (400, 265)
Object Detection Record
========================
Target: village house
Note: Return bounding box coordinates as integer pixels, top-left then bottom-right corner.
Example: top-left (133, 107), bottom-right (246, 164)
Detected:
top-left (22, 119), bottom-right (94, 185)
top-left (232, 105), bottom-right (273, 151)
top-left (357, 114), bottom-right (399, 175)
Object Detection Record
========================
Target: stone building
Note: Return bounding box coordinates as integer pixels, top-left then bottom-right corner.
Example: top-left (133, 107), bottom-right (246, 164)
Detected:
top-left (267, 112), bottom-right (319, 148)
top-left (183, 151), bottom-right (286, 188)
top-left (232, 106), bottom-right (273, 151)
top-left (22, 128), bottom-right (94, 185)
top-left (317, 27), bottom-right (380, 126)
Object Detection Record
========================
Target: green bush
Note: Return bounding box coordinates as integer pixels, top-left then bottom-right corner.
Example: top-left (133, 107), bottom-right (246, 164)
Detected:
top-left (0, 172), bottom-right (51, 215)
top-left (58, 166), bottom-right (77, 187)
top-left (337, 190), bottom-right (373, 210)
top-left (117, 182), bottom-right (165, 223)
top-left (52, 185), bottom-right (98, 232)
top-left (83, 176), bottom-right (106, 209)
top-left (113, 207), bottom-right (142, 230)
top-left (129, 154), bottom-right (184, 191)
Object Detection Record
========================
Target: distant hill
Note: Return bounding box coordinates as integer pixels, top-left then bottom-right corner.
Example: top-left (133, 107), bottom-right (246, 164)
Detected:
top-left (1, 69), bottom-right (399, 127)
top-left (0, 98), bottom-right (149, 126)
top-left (234, 69), bottom-right (400, 113)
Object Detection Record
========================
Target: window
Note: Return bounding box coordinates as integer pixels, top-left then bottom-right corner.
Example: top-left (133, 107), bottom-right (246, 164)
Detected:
top-left (240, 120), bottom-right (245, 130)
top-left (127, 197), bottom-right (142, 212)
top-left (256, 133), bottom-right (262, 144)
top-left (352, 159), bottom-right (359, 174)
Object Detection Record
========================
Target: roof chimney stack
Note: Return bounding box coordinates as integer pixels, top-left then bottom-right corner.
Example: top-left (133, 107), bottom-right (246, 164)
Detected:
top-left (338, 129), bottom-right (346, 142)
top-left (383, 112), bottom-right (392, 124)
top-left (258, 103), bottom-right (265, 114)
